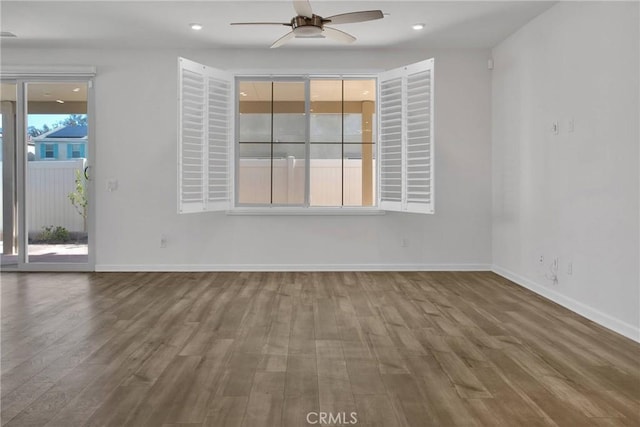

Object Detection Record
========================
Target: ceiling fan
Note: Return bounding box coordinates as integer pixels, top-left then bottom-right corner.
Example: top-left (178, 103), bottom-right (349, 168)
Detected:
top-left (230, 0), bottom-right (384, 48)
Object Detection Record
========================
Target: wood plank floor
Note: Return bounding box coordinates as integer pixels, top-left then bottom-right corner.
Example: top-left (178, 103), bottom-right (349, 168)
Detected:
top-left (1, 271), bottom-right (638, 426)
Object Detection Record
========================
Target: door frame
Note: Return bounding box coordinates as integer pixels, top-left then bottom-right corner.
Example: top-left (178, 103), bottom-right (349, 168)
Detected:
top-left (2, 72), bottom-right (96, 272)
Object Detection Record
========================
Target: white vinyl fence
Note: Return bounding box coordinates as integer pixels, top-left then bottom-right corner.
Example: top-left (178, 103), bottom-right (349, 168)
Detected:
top-left (27, 159), bottom-right (86, 234)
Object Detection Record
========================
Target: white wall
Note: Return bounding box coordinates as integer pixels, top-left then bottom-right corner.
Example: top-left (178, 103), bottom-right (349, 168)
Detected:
top-left (491, 1), bottom-right (640, 340)
top-left (1, 47), bottom-right (493, 270)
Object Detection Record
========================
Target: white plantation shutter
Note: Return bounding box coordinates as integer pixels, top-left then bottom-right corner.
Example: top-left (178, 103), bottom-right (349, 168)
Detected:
top-left (206, 72), bottom-right (232, 210)
top-left (378, 58), bottom-right (434, 214)
top-left (405, 64), bottom-right (433, 212)
top-left (379, 76), bottom-right (403, 211)
top-left (178, 58), bottom-right (232, 213)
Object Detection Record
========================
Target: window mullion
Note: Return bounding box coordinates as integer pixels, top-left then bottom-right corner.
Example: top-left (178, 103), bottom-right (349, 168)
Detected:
top-left (304, 77), bottom-right (311, 207)
top-left (270, 81), bottom-right (274, 205)
top-left (341, 79), bottom-right (345, 207)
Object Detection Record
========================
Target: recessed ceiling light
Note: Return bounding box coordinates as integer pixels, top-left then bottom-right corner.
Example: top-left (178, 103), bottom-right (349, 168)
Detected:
top-left (412, 23), bottom-right (425, 30)
top-left (362, 90), bottom-right (370, 95)
top-left (240, 91), bottom-right (247, 97)
top-left (55, 99), bottom-right (65, 104)
top-left (190, 23), bottom-right (203, 31)
top-left (72, 87), bottom-right (81, 92)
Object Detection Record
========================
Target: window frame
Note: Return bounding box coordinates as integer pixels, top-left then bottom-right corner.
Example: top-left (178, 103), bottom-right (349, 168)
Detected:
top-left (177, 58), bottom-right (434, 216)
top-left (234, 74), bottom-right (379, 210)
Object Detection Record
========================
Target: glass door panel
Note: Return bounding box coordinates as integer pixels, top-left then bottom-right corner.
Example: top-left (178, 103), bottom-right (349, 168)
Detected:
top-left (1, 83), bottom-right (18, 268)
top-left (25, 82), bottom-right (89, 264)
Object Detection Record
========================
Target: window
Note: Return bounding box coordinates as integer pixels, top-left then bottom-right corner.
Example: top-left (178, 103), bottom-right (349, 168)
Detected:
top-left (69, 143), bottom-right (84, 158)
top-left (177, 57), bottom-right (434, 214)
top-left (236, 78), bottom-right (376, 207)
top-left (44, 144), bottom-right (55, 159)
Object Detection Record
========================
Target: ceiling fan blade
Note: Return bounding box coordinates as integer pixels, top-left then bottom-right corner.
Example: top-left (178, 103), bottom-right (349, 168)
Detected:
top-left (231, 22), bottom-right (291, 26)
top-left (270, 31), bottom-right (296, 48)
top-left (324, 10), bottom-right (384, 25)
top-left (293, 0), bottom-right (313, 18)
top-left (322, 26), bottom-right (356, 44)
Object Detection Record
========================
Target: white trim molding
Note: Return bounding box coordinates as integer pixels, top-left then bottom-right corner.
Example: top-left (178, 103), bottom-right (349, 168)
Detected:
top-left (96, 263), bottom-right (491, 273)
top-left (227, 208), bottom-right (386, 216)
top-left (492, 265), bottom-right (640, 343)
top-left (0, 65), bottom-right (96, 79)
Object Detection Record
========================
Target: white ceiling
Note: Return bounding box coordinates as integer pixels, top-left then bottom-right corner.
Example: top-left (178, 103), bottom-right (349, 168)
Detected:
top-left (0, 0), bottom-right (555, 50)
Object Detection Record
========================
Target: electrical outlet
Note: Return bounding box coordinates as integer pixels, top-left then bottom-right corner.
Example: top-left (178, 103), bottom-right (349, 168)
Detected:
top-left (160, 235), bottom-right (167, 248)
top-left (552, 121), bottom-right (559, 135)
top-left (539, 255), bottom-right (544, 263)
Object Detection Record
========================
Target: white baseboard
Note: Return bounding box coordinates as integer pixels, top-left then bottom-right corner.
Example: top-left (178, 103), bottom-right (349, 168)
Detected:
top-left (492, 265), bottom-right (640, 343)
top-left (95, 263), bottom-right (491, 273)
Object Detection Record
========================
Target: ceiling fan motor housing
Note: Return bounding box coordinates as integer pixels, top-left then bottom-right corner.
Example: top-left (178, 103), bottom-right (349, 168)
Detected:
top-left (291, 15), bottom-right (324, 37)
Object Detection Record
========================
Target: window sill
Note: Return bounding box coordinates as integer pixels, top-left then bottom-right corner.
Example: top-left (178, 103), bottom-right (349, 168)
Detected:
top-left (227, 207), bottom-right (386, 216)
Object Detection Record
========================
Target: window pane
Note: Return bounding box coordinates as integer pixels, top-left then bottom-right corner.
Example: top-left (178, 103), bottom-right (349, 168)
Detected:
top-left (239, 114), bottom-right (270, 143)
top-left (344, 80), bottom-right (376, 206)
top-left (310, 114), bottom-right (340, 143)
top-left (238, 81), bottom-right (271, 143)
top-left (273, 114), bottom-right (305, 143)
top-left (310, 80), bottom-right (342, 143)
top-left (310, 144), bottom-right (342, 206)
top-left (238, 143), bottom-right (271, 204)
top-left (272, 143), bottom-right (305, 205)
top-left (344, 144), bottom-right (376, 207)
top-left (273, 82), bottom-right (305, 143)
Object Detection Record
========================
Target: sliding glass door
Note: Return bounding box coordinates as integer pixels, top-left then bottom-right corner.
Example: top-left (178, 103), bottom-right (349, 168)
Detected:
top-left (0, 78), bottom-right (94, 271)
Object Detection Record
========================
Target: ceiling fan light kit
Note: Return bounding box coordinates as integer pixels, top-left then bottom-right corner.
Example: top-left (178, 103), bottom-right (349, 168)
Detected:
top-left (230, 0), bottom-right (384, 48)
top-left (291, 15), bottom-right (323, 37)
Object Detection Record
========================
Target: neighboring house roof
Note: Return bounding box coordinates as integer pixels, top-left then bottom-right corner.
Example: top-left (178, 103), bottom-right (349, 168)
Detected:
top-left (34, 125), bottom-right (87, 141)
top-left (47, 125), bottom-right (87, 138)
